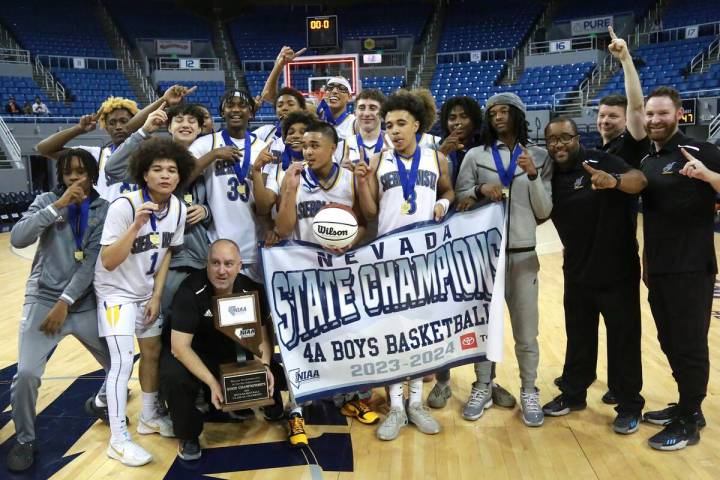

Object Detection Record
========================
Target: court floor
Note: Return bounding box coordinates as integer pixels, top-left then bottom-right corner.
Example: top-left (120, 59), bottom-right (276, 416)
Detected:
top-left (0, 220), bottom-right (718, 479)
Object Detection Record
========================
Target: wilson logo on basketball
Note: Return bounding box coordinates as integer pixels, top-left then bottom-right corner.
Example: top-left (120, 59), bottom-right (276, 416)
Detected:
top-left (460, 333), bottom-right (477, 350)
top-left (317, 225), bottom-right (348, 236)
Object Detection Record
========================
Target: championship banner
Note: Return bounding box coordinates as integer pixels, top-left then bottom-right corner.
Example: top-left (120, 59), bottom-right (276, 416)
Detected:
top-left (570, 16), bottom-right (613, 36)
top-left (155, 39), bottom-right (192, 56)
top-left (261, 203), bottom-right (508, 403)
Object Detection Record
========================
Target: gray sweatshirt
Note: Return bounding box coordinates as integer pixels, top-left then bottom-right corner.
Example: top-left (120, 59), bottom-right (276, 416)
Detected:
top-left (11, 190), bottom-right (108, 311)
top-left (455, 141), bottom-right (553, 250)
top-left (105, 129), bottom-right (211, 270)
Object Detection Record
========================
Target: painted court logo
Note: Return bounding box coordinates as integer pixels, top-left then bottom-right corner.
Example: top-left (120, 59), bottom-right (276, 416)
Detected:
top-left (460, 332), bottom-right (477, 351)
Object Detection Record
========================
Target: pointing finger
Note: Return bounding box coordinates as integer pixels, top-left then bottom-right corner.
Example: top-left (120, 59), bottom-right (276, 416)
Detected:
top-left (294, 47), bottom-right (307, 57)
top-left (159, 101), bottom-right (167, 110)
top-left (185, 85), bottom-right (198, 95)
top-left (582, 161), bottom-right (598, 174)
top-left (680, 147), bottom-right (697, 162)
top-left (608, 26), bottom-right (618, 40)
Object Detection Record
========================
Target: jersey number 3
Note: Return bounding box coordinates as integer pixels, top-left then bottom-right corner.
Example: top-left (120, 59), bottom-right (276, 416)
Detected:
top-left (227, 177), bottom-right (250, 202)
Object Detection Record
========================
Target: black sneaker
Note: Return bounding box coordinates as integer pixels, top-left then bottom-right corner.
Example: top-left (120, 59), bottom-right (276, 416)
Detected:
top-left (643, 403), bottom-right (706, 429)
top-left (648, 418), bottom-right (700, 451)
top-left (613, 412), bottom-right (641, 435)
top-left (7, 441), bottom-right (35, 472)
top-left (85, 396), bottom-right (130, 425)
top-left (542, 395), bottom-right (587, 416)
top-left (601, 390), bottom-right (618, 405)
top-left (178, 438), bottom-right (202, 461)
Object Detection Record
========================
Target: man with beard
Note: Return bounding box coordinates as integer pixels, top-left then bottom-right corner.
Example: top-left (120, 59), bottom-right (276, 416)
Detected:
top-left (639, 86), bottom-right (720, 450)
top-left (541, 117), bottom-right (647, 435)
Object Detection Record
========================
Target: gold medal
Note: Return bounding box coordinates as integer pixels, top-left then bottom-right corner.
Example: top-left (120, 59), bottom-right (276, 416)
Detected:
top-left (237, 183), bottom-right (246, 195)
top-left (400, 200), bottom-right (411, 215)
top-left (183, 193), bottom-right (193, 205)
top-left (501, 187), bottom-right (510, 198)
top-left (150, 232), bottom-right (160, 246)
top-left (74, 250), bottom-right (84, 261)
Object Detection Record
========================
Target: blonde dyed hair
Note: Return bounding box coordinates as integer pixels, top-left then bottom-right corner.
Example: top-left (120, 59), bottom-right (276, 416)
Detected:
top-left (98, 96), bottom-right (139, 129)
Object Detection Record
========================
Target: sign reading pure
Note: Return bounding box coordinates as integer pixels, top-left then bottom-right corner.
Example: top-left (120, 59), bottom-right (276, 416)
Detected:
top-left (571, 16), bottom-right (613, 36)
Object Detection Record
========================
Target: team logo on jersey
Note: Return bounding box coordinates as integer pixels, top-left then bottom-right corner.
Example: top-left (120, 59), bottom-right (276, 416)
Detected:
top-left (298, 200), bottom-right (327, 219)
top-left (574, 176), bottom-right (584, 190)
top-left (662, 162), bottom-right (677, 174)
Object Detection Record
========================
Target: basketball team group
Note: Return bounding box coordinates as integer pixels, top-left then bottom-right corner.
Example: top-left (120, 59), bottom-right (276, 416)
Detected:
top-left (5, 27), bottom-right (720, 472)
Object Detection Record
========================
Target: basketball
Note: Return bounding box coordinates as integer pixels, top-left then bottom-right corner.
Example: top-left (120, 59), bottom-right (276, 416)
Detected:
top-left (312, 203), bottom-right (358, 249)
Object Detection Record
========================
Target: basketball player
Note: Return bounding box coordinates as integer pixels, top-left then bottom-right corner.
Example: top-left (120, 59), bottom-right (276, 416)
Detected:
top-left (541, 116), bottom-right (646, 435)
top-left (355, 90), bottom-right (454, 441)
top-left (316, 77), bottom-right (356, 140)
top-left (639, 87), bottom-right (720, 450)
top-left (342, 88), bottom-right (388, 168)
top-left (187, 89), bottom-right (269, 283)
top-left (454, 93), bottom-right (553, 427)
top-left (95, 138), bottom-right (193, 466)
top-left (6, 149), bottom-right (111, 473)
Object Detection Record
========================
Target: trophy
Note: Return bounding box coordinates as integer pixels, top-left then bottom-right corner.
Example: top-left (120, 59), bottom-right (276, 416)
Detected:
top-left (213, 292), bottom-right (274, 411)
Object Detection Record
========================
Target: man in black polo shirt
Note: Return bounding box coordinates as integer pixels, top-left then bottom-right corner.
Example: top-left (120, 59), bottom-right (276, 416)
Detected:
top-left (640, 86), bottom-right (720, 451)
top-left (540, 117), bottom-right (647, 434)
top-left (159, 239), bottom-right (276, 460)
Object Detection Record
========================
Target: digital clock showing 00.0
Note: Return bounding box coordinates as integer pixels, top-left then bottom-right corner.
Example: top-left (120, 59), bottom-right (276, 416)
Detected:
top-left (306, 15), bottom-right (338, 49)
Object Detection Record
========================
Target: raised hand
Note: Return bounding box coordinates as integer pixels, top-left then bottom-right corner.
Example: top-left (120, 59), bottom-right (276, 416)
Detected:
top-left (142, 102), bottom-right (168, 134)
top-left (517, 145), bottom-right (537, 177)
top-left (276, 46), bottom-right (308, 66)
top-left (438, 128), bottom-right (464, 155)
top-left (162, 84), bottom-right (197, 106)
top-left (582, 162), bottom-right (619, 189)
top-left (608, 26), bottom-right (630, 62)
top-left (54, 177), bottom-right (88, 209)
top-left (252, 145), bottom-right (274, 174)
top-left (284, 162), bottom-right (304, 190)
top-left (78, 108), bottom-right (101, 133)
top-left (354, 160), bottom-right (373, 186)
top-left (679, 148), bottom-right (718, 182)
top-left (133, 201), bottom-right (158, 230)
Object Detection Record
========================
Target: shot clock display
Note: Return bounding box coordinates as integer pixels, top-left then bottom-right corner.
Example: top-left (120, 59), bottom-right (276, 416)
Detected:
top-left (307, 15), bottom-right (338, 49)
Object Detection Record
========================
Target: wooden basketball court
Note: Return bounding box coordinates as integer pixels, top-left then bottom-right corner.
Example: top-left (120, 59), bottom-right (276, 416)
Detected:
top-left (0, 220), bottom-right (718, 479)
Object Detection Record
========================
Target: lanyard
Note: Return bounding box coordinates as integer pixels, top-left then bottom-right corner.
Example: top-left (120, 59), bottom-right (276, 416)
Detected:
top-left (281, 146), bottom-right (304, 170)
top-left (303, 163), bottom-right (339, 190)
top-left (491, 141), bottom-right (522, 186)
top-left (316, 99), bottom-right (349, 126)
top-left (394, 147), bottom-right (422, 202)
top-left (356, 131), bottom-right (384, 165)
top-left (141, 188), bottom-right (158, 232)
top-left (221, 129), bottom-right (253, 185)
top-left (67, 198), bottom-right (90, 251)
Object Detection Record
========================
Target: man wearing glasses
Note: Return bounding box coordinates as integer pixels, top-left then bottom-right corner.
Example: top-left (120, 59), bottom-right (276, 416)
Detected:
top-left (541, 116), bottom-right (648, 435)
top-left (317, 77), bottom-right (356, 140)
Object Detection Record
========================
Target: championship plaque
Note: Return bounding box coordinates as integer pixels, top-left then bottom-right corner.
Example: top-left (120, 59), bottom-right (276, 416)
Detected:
top-left (213, 292), bottom-right (273, 411)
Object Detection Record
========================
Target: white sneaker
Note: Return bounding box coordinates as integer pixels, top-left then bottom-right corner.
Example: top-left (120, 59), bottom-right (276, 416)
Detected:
top-left (107, 438), bottom-right (152, 467)
top-left (137, 413), bottom-right (175, 437)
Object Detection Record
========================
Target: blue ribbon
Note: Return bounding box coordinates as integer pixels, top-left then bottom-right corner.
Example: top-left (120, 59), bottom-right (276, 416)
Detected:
top-left (491, 141), bottom-right (522, 187)
top-left (221, 129), bottom-right (253, 186)
top-left (303, 162), bottom-right (339, 190)
top-left (395, 147), bottom-right (422, 203)
top-left (67, 197), bottom-right (90, 252)
top-left (316, 99), bottom-right (349, 126)
top-left (281, 145), bottom-right (304, 170)
top-left (141, 188), bottom-right (158, 232)
top-left (356, 131), bottom-right (384, 165)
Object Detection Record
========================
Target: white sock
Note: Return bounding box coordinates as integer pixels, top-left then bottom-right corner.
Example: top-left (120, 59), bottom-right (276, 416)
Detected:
top-left (106, 335), bottom-right (134, 443)
top-left (389, 383), bottom-right (404, 410)
top-left (95, 394), bottom-right (107, 408)
top-left (409, 378), bottom-right (423, 406)
top-left (142, 391), bottom-right (159, 419)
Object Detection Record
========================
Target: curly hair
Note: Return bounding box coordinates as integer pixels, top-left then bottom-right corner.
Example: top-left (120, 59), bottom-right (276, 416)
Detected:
top-left (439, 96), bottom-right (483, 139)
top-left (128, 137), bottom-right (195, 190)
top-left (281, 110), bottom-right (316, 139)
top-left (381, 90), bottom-right (433, 133)
top-left (98, 96), bottom-right (138, 129)
top-left (56, 148), bottom-right (99, 187)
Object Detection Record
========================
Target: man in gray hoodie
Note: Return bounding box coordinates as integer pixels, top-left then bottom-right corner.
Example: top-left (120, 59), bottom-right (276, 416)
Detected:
top-left (6, 149), bottom-right (111, 472)
top-left (451, 93), bottom-right (553, 427)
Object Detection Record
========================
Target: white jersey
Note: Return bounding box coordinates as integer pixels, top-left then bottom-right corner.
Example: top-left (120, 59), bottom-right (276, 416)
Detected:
top-left (376, 146), bottom-right (440, 236)
top-left (253, 123), bottom-right (281, 144)
top-left (78, 145), bottom-right (139, 202)
top-left (345, 131), bottom-right (390, 165)
top-left (293, 166), bottom-right (355, 242)
top-left (188, 130), bottom-right (269, 265)
top-left (333, 113), bottom-right (356, 140)
top-left (94, 190), bottom-right (186, 304)
top-left (381, 132), bottom-right (440, 151)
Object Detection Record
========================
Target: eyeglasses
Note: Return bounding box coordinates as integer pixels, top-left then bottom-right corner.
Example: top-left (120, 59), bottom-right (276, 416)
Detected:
top-left (546, 133), bottom-right (578, 146)
top-left (326, 84), bottom-right (349, 94)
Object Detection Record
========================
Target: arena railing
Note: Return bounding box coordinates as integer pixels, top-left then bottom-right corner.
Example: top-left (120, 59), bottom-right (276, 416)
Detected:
top-left (690, 37), bottom-right (720, 74)
top-left (0, 47), bottom-right (30, 64)
top-left (153, 57), bottom-right (220, 70)
top-left (33, 57), bottom-right (66, 101)
top-left (36, 55), bottom-right (124, 71)
top-left (628, 21), bottom-right (720, 46)
top-left (709, 112), bottom-right (720, 142)
top-left (526, 36), bottom-right (597, 56)
top-left (0, 115), bottom-right (23, 167)
top-left (436, 48), bottom-right (514, 64)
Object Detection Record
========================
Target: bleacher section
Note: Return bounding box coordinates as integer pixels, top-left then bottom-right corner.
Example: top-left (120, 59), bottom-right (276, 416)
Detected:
top-left (552, 0), bottom-right (655, 22)
top-left (0, 0), bottom-right (112, 57)
top-left (439, 1), bottom-right (543, 53)
top-left (596, 37), bottom-right (718, 100)
top-left (497, 62), bottom-right (595, 108)
top-left (106, 0), bottom-right (212, 40)
top-left (662, 0), bottom-right (720, 29)
top-left (157, 81), bottom-right (225, 115)
top-left (338, 3), bottom-right (430, 41)
top-left (0, 190), bottom-right (42, 227)
top-left (52, 68), bottom-right (136, 115)
top-left (0, 76), bottom-right (54, 111)
top-left (362, 76), bottom-right (405, 95)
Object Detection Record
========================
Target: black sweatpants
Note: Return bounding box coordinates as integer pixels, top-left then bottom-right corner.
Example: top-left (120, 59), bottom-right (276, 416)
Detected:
top-left (560, 278), bottom-right (644, 414)
top-left (647, 272), bottom-right (713, 418)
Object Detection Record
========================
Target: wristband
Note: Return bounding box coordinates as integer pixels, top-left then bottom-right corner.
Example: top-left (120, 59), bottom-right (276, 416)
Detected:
top-left (435, 198), bottom-right (450, 216)
top-left (138, 128), bottom-right (149, 139)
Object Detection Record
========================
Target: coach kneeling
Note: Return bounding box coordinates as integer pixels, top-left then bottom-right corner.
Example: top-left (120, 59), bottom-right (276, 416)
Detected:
top-left (159, 239), bottom-right (275, 461)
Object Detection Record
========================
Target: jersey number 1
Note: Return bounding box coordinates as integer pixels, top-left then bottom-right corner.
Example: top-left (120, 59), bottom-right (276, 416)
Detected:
top-left (146, 252), bottom-right (158, 275)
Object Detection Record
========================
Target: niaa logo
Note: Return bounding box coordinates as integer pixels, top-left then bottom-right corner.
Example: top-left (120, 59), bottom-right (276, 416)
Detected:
top-left (289, 367), bottom-right (320, 388)
top-left (229, 305), bottom-right (247, 315)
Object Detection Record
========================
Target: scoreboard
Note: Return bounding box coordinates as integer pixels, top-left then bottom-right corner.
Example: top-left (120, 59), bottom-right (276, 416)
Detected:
top-left (307, 15), bottom-right (338, 49)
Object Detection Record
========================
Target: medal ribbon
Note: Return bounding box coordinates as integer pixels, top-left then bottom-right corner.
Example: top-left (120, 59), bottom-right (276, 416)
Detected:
top-left (394, 147), bottom-right (422, 203)
top-left (221, 129), bottom-right (253, 186)
top-left (491, 141), bottom-right (522, 187)
top-left (303, 163), bottom-right (339, 190)
top-left (316, 99), bottom-right (349, 126)
top-left (281, 145), bottom-right (304, 170)
top-left (141, 188), bottom-right (158, 232)
top-left (67, 197), bottom-right (90, 252)
top-left (356, 131), bottom-right (384, 165)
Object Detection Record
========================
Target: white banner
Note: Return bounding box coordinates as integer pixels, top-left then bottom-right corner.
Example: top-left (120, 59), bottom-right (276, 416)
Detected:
top-left (155, 39), bottom-right (192, 56)
top-left (261, 204), bottom-right (507, 403)
top-left (550, 40), bottom-right (572, 53)
top-left (570, 16), bottom-right (613, 36)
top-left (685, 25), bottom-right (699, 39)
top-left (73, 57), bottom-right (86, 69)
top-left (362, 54), bottom-right (382, 64)
top-left (179, 58), bottom-right (200, 70)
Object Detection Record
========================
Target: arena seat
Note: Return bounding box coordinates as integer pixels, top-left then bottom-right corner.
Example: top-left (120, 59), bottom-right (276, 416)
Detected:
top-left (106, 0), bottom-right (212, 41)
top-left (551, 0), bottom-right (655, 22)
top-left (662, 0), bottom-right (720, 29)
top-left (157, 81), bottom-right (225, 116)
top-left (52, 68), bottom-right (136, 115)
